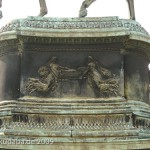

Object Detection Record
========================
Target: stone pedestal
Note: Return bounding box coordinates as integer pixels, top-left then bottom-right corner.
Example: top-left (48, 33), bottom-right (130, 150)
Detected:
top-left (0, 16), bottom-right (150, 149)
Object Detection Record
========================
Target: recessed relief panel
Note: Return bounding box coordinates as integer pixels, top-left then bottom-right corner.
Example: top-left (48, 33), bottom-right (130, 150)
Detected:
top-left (21, 51), bottom-right (123, 98)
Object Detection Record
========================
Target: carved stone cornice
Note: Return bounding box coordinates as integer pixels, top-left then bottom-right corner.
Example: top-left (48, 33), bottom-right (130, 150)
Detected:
top-left (19, 36), bottom-right (128, 44)
top-left (0, 17), bottom-right (149, 36)
top-left (0, 36), bottom-right (149, 60)
top-left (0, 16), bottom-right (150, 59)
top-left (15, 36), bottom-right (150, 60)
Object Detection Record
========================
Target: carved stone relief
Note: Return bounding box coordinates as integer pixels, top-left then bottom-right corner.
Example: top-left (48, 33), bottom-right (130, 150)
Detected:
top-left (25, 56), bottom-right (120, 98)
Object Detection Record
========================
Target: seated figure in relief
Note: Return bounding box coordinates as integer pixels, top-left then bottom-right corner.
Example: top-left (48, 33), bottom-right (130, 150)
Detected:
top-left (82, 56), bottom-right (119, 97)
top-left (26, 57), bottom-right (76, 93)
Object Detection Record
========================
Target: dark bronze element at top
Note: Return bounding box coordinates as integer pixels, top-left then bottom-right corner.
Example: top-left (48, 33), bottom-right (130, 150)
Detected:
top-left (0, 0), bottom-right (136, 20)
top-left (0, 0), bottom-right (2, 19)
top-left (79, 0), bottom-right (135, 20)
top-left (38, 0), bottom-right (48, 17)
top-left (0, 0), bottom-right (48, 18)
top-left (127, 0), bottom-right (135, 20)
top-left (79, 0), bottom-right (96, 18)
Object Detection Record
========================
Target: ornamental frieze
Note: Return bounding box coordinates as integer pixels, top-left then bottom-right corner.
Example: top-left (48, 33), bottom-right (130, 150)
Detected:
top-left (0, 17), bottom-right (149, 35)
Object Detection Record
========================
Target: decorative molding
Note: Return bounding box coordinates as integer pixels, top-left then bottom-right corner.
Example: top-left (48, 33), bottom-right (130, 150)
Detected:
top-left (0, 17), bottom-right (149, 35)
top-left (1, 113), bottom-right (150, 133)
top-left (18, 36), bottom-right (127, 53)
top-left (8, 114), bottom-right (133, 131)
top-left (133, 116), bottom-right (150, 131)
top-left (0, 36), bottom-right (149, 60)
top-left (19, 36), bottom-right (128, 45)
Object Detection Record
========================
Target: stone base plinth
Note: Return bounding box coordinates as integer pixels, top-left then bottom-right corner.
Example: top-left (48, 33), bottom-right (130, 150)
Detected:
top-left (0, 97), bottom-right (150, 149)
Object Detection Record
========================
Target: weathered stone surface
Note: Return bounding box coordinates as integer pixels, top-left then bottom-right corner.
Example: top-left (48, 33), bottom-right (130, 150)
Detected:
top-left (0, 98), bottom-right (150, 149)
top-left (0, 17), bottom-right (150, 149)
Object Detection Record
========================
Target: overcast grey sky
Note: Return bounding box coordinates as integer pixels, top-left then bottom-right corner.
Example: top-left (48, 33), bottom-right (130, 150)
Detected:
top-left (0, 0), bottom-right (150, 33)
